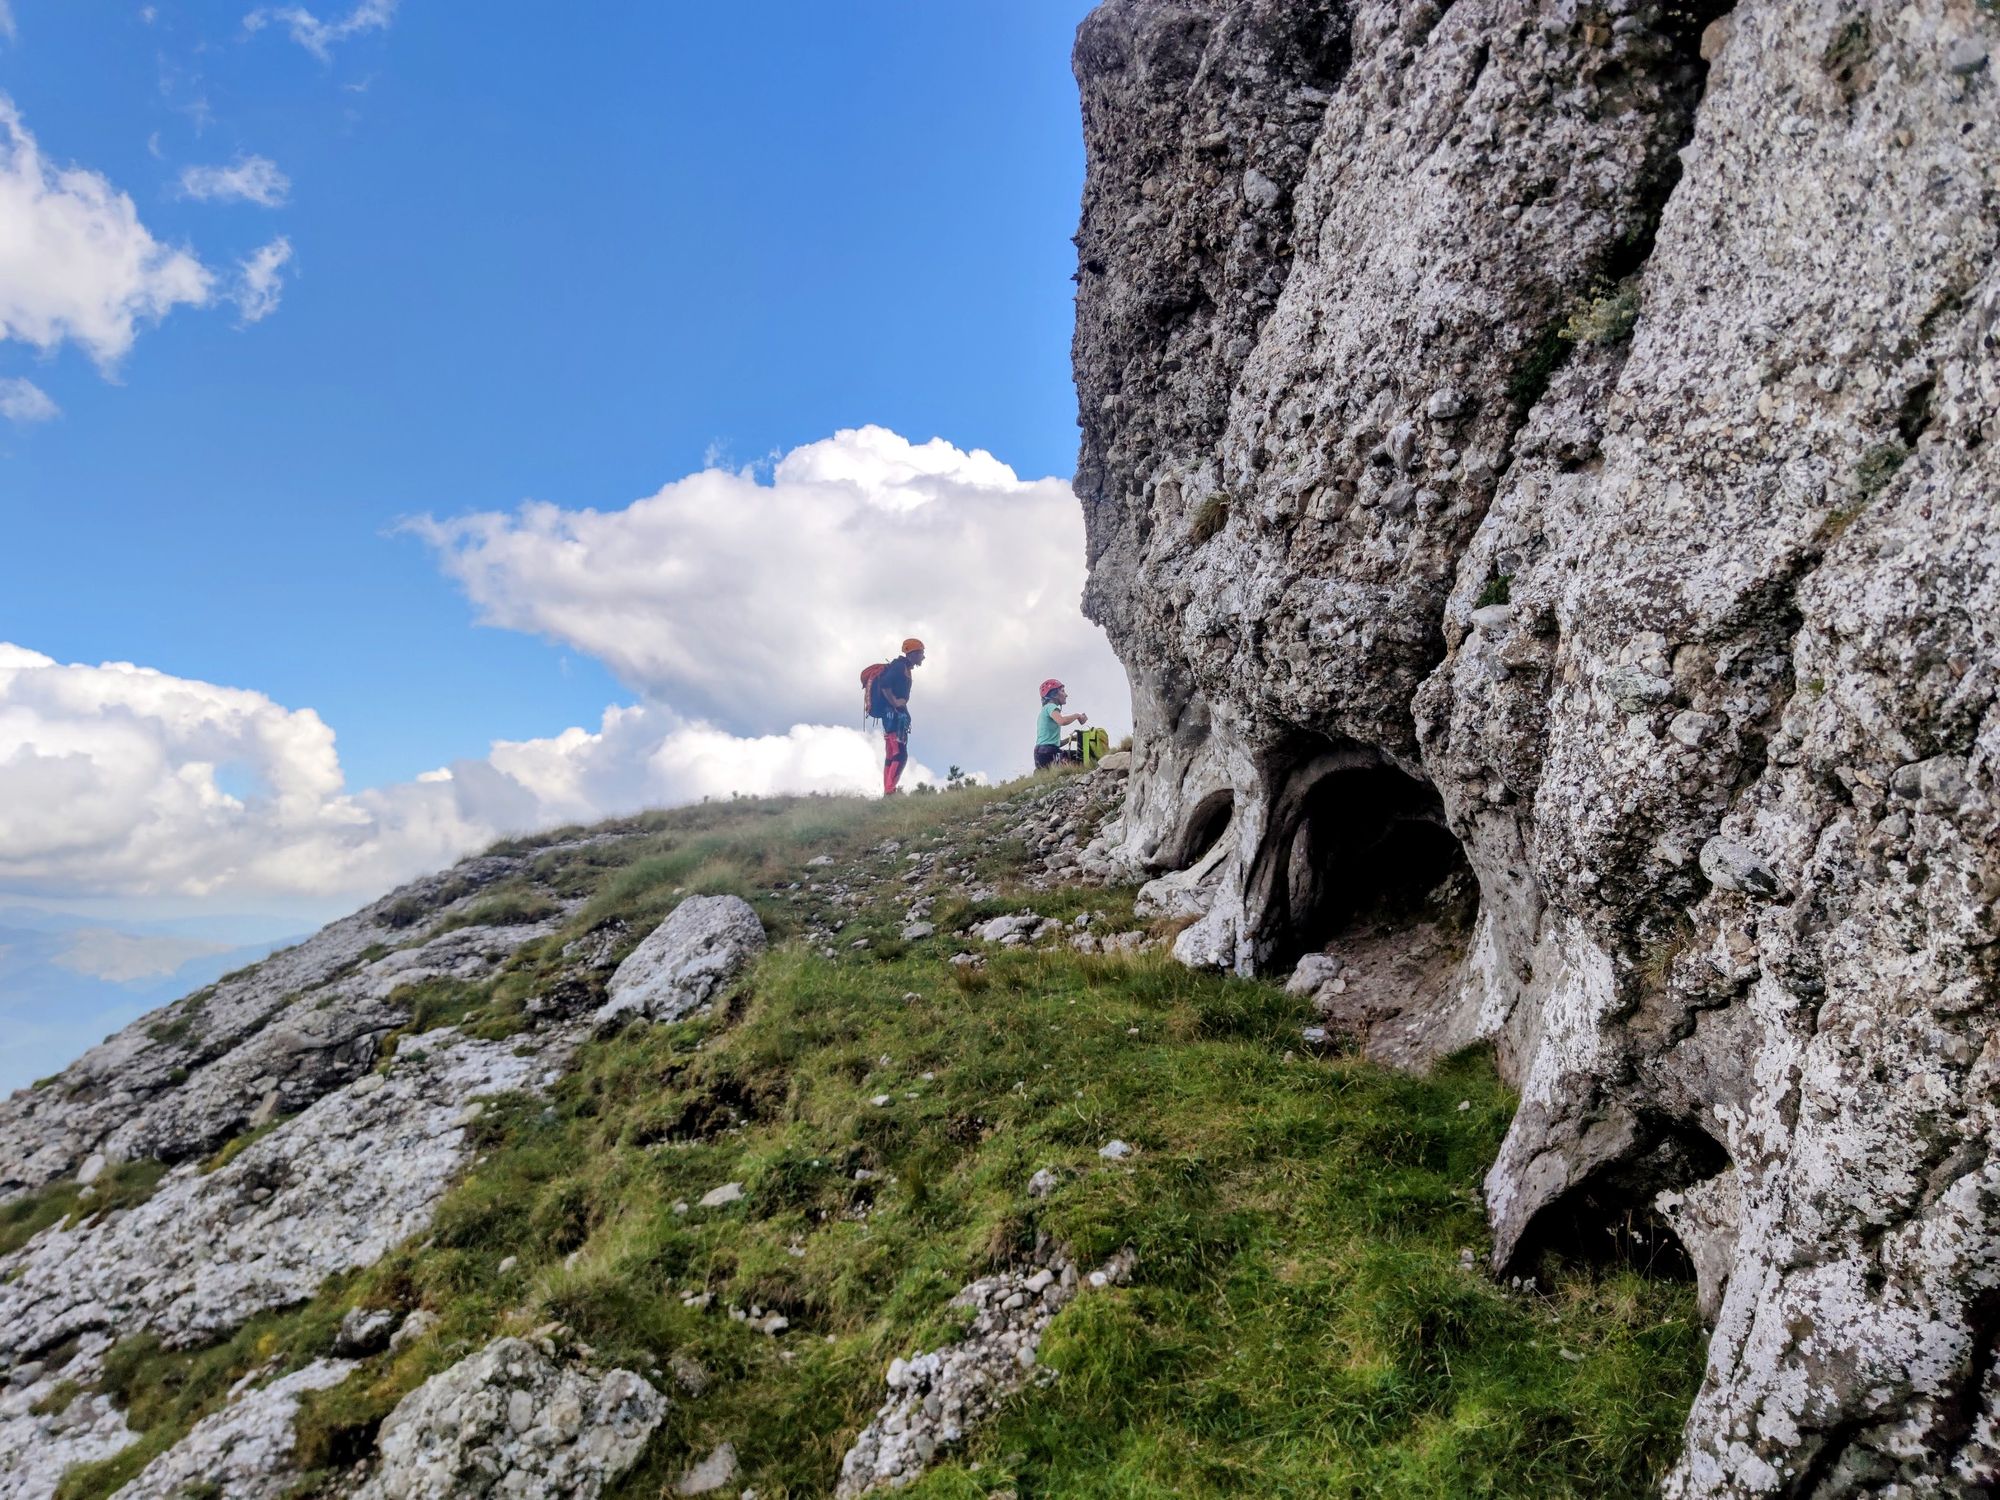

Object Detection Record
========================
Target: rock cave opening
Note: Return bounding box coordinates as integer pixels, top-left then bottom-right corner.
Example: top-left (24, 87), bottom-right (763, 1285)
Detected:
top-left (1513, 1124), bottom-right (1733, 1286)
top-left (1265, 758), bottom-right (1476, 967)
top-left (1176, 788), bottom-right (1235, 869)
top-left (1520, 1196), bottom-right (1701, 1285)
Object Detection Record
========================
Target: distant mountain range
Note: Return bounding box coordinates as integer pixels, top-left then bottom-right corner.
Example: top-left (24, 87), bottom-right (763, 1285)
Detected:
top-left (0, 906), bottom-right (306, 1094)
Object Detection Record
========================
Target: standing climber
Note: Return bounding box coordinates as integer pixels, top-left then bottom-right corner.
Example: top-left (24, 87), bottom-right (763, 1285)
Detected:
top-left (865, 638), bottom-right (925, 796)
top-left (1034, 679), bottom-right (1089, 770)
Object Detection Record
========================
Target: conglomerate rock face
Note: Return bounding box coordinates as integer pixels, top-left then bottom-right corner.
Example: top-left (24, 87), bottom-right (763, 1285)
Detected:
top-left (1073, 0), bottom-right (2000, 1494)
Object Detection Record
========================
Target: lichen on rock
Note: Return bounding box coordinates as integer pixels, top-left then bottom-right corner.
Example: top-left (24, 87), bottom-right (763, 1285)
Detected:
top-left (1072, 0), bottom-right (2000, 1491)
top-left (353, 1333), bottom-right (666, 1500)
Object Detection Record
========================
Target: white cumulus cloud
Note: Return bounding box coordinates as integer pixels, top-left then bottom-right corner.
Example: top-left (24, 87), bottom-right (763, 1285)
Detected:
top-left (244, 0), bottom-right (395, 60)
top-left (0, 429), bottom-right (1124, 912)
top-left (0, 376), bottom-right (57, 422)
top-left (233, 236), bottom-right (292, 323)
top-left (0, 97), bottom-right (214, 369)
top-left (0, 645), bottom-right (934, 908)
top-left (413, 426), bottom-right (1129, 781)
top-left (179, 154), bottom-right (290, 207)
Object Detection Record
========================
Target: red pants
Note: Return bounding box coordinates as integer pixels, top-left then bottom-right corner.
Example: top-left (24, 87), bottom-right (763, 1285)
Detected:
top-left (883, 730), bottom-right (907, 795)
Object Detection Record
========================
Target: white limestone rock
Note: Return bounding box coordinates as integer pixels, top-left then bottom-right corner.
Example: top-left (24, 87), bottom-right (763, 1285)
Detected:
top-left (836, 1250), bottom-right (1132, 1496)
top-left (112, 1358), bottom-right (358, 1500)
top-left (0, 1333), bottom-right (133, 1500)
top-left (675, 1442), bottom-right (738, 1495)
top-left (335, 1305), bottom-right (401, 1356)
top-left (354, 1334), bottom-right (665, 1500)
top-left (1655, 1167), bottom-right (1742, 1327)
top-left (0, 1027), bottom-right (570, 1360)
top-left (595, 896), bottom-right (766, 1030)
top-left (1074, 0), bottom-right (2000, 1490)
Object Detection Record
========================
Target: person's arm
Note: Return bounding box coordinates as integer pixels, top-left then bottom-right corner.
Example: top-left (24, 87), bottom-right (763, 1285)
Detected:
top-left (884, 690), bottom-right (908, 710)
top-left (1054, 709), bottom-right (1088, 726)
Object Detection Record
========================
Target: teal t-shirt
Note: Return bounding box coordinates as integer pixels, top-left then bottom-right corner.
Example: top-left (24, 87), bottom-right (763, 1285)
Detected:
top-left (1036, 702), bottom-right (1061, 746)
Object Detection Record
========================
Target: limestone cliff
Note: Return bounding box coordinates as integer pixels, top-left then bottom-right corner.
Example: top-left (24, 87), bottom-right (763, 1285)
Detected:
top-left (1073, 1), bottom-right (2000, 1493)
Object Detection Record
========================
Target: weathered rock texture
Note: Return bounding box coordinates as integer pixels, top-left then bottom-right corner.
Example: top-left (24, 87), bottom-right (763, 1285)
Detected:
top-left (1074, 1), bottom-right (2000, 1494)
top-left (595, 894), bottom-right (767, 1030)
top-left (836, 1250), bottom-right (1133, 1496)
top-left (0, 853), bottom-right (573, 1204)
top-left (355, 1334), bottom-right (666, 1500)
top-left (0, 1028), bottom-right (566, 1365)
top-left (0, 1333), bottom-right (130, 1500)
top-left (111, 1358), bottom-right (358, 1500)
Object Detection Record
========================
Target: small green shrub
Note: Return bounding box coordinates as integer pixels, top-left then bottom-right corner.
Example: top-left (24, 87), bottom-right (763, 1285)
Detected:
top-left (1475, 574), bottom-right (1513, 609)
top-left (377, 897), bottom-right (429, 929)
top-left (1189, 493), bottom-right (1231, 544)
top-left (1853, 441), bottom-right (1907, 499)
top-left (1822, 15), bottom-right (1871, 80)
top-left (1508, 321), bottom-right (1572, 414)
top-left (29, 1380), bottom-right (81, 1417)
top-left (1560, 279), bottom-right (1641, 346)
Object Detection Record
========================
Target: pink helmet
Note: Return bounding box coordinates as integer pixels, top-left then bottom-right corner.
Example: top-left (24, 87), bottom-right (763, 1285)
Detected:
top-left (1039, 679), bottom-right (1065, 700)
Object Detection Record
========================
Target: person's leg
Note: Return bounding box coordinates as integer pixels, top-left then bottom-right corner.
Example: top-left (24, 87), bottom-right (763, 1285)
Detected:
top-left (1034, 744), bottom-right (1057, 771)
top-left (883, 730), bottom-right (904, 795)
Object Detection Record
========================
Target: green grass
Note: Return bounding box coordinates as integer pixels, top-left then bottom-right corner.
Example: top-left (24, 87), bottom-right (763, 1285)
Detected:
top-left (429, 883), bottom-right (567, 936)
top-left (1, 1160), bottom-right (170, 1257)
top-left (50, 784), bottom-right (1704, 1499)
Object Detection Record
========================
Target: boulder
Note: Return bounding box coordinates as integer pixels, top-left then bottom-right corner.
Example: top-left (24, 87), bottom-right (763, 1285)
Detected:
top-left (356, 1335), bottom-right (665, 1500)
top-left (596, 897), bottom-right (766, 1030)
top-left (111, 1359), bottom-right (357, 1500)
top-left (335, 1306), bottom-right (400, 1356)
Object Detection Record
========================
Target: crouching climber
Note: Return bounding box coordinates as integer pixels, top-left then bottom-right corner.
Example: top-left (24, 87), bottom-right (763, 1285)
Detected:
top-left (1034, 679), bottom-right (1089, 770)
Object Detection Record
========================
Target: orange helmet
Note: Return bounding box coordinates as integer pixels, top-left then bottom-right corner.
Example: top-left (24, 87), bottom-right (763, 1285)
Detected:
top-left (902, 638), bottom-right (925, 654)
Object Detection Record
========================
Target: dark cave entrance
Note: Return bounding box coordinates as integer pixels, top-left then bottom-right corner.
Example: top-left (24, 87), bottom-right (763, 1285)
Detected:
top-left (1510, 1123), bottom-right (1733, 1286)
top-left (1176, 789), bottom-right (1235, 869)
top-left (1262, 756), bottom-right (1475, 968)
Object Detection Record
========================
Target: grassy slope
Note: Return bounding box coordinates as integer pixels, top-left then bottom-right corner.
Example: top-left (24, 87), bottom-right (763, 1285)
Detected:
top-left (49, 779), bottom-right (1705, 1499)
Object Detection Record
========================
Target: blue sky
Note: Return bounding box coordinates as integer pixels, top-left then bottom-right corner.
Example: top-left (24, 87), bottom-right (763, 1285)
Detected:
top-left (0, 0), bottom-right (1127, 1084)
top-left (0, 0), bottom-right (1122, 930)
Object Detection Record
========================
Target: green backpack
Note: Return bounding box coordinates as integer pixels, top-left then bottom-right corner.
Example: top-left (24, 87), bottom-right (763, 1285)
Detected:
top-left (1079, 727), bottom-right (1110, 769)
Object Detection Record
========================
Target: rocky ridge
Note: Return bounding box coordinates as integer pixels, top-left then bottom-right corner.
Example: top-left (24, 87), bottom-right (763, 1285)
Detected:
top-left (0, 851), bottom-right (585, 1205)
top-left (0, 822), bottom-right (768, 1500)
top-left (0, 778), bottom-right (1129, 1498)
top-left (1072, 0), bottom-right (2000, 1493)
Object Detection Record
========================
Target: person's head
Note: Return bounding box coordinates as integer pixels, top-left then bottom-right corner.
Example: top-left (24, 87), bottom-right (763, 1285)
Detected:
top-left (902, 637), bottom-right (926, 667)
top-left (1040, 677), bottom-right (1066, 705)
